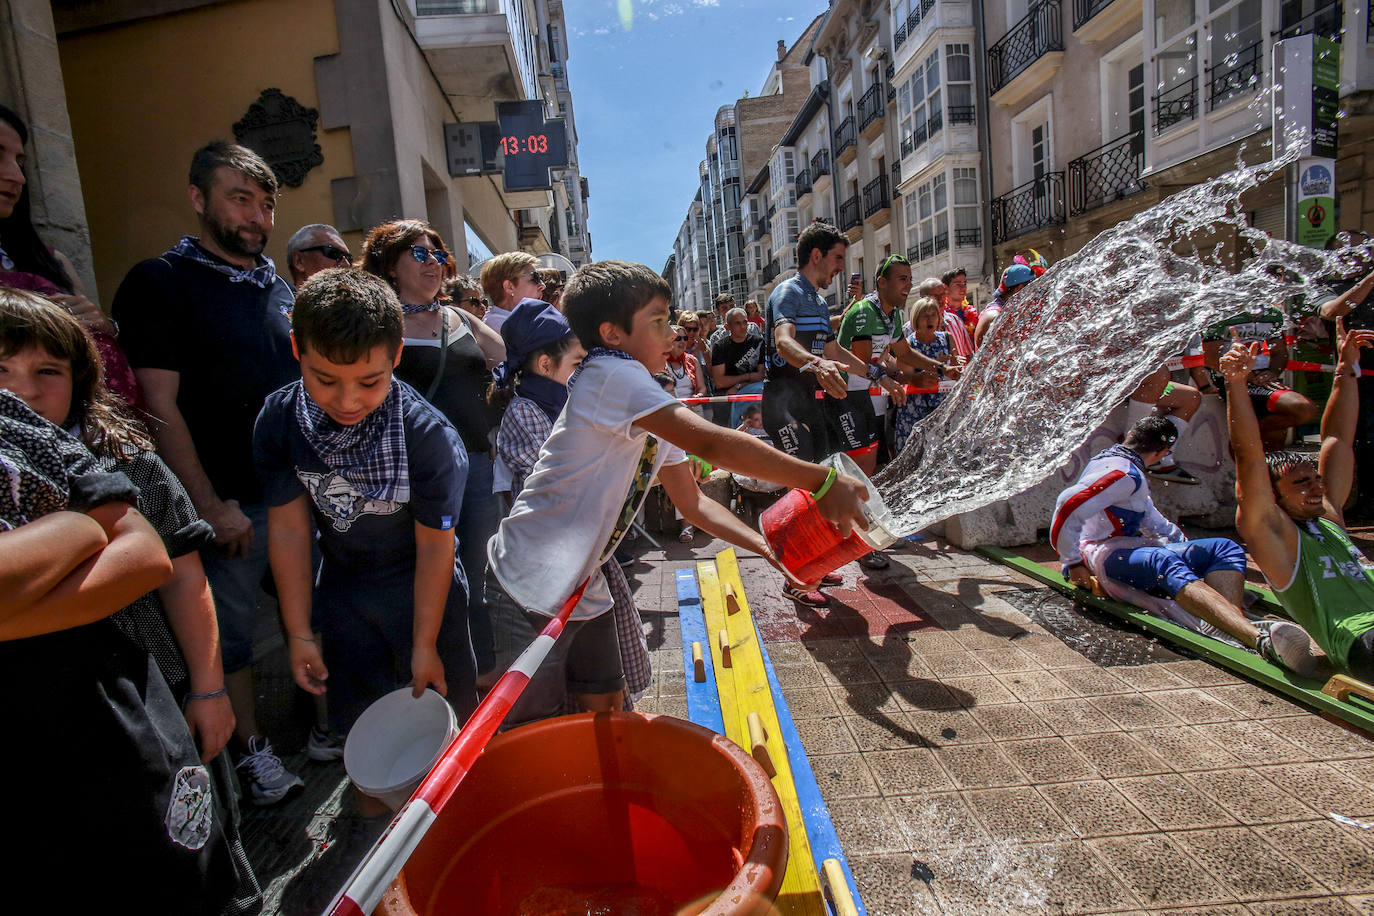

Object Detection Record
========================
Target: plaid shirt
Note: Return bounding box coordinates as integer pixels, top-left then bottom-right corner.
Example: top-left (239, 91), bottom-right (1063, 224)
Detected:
top-left (497, 398), bottom-right (552, 499)
top-left (293, 380), bottom-right (410, 503)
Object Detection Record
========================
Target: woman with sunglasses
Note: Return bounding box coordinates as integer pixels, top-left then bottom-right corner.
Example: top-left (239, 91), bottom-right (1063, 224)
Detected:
top-left (360, 219), bottom-right (507, 685)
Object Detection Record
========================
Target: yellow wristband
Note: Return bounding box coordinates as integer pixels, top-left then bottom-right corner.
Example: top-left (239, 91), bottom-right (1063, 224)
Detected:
top-left (810, 466), bottom-right (838, 501)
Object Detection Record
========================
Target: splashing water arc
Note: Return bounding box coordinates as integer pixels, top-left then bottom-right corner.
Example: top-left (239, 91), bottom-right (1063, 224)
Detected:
top-left (874, 142), bottom-right (1361, 534)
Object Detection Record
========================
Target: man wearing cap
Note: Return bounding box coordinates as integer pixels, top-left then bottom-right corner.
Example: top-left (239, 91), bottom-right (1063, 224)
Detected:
top-left (1051, 417), bottom-right (1320, 674)
top-left (974, 263), bottom-right (1034, 347)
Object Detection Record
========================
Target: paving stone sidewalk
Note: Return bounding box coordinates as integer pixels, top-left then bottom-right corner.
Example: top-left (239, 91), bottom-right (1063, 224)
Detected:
top-left (240, 532), bottom-right (1374, 915)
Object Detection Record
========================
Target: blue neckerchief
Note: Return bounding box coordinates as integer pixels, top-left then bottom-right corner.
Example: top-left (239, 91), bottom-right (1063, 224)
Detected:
top-left (1095, 443), bottom-right (1148, 474)
top-left (568, 346), bottom-right (635, 391)
top-left (515, 373), bottom-right (569, 422)
top-left (402, 300), bottom-right (440, 314)
top-left (293, 379), bottom-right (410, 503)
top-left (167, 236), bottom-right (278, 290)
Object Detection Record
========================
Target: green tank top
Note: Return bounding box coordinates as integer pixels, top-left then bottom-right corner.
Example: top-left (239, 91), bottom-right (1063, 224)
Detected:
top-left (1273, 517), bottom-right (1374, 667)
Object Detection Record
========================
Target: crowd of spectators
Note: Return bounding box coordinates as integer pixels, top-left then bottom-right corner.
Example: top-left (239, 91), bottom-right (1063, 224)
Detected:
top-left (4, 102), bottom-right (1374, 914)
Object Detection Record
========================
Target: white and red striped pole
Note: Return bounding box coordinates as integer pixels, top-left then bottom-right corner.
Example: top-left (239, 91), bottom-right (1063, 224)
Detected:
top-left (325, 578), bottom-right (591, 916)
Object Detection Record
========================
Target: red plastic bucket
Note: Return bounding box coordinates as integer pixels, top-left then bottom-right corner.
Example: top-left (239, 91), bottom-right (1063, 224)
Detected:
top-left (394, 712), bottom-right (787, 916)
top-left (760, 452), bottom-right (899, 584)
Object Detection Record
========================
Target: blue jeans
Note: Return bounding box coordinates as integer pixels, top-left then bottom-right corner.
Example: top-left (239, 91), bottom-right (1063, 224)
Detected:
top-left (460, 451), bottom-right (501, 673)
top-left (731, 380), bottom-right (766, 428)
top-left (200, 503), bottom-right (273, 674)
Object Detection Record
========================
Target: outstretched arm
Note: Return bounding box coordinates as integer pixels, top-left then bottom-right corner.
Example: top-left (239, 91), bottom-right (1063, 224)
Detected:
top-left (1221, 341), bottom-right (1298, 578)
top-left (1319, 321), bottom-right (1374, 524)
top-left (1319, 269), bottom-right (1374, 321)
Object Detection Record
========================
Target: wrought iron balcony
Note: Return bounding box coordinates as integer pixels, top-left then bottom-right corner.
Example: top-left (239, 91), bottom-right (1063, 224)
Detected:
top-left (907, 244), bottom-right (921, 262)
top-left (948, 105), bottom-right (977, 125)
top-left (1067, 130), bottom-right (1145, 216)
top-left (928, 108), bottom-right (944, 141)
top-left (839, 194), bottom-right (862, 231)
top-left (1154, 77), bottom-right (1196, 133)
top-left (1207, 41), bottom-right (1262, 110)
top-left (796, 167), bottom-right (812, 197)
top-left (1275, 0), bottom-right (1343, 41)
top-left (914, 119), bottom-right (928, 147)
top-left (955, 227), bottom-right (981, 247)
top-left (990, 172), bottom-right (1066, 245)
top-left (933, 231), bottom-right (950, 255)
top-left (1072, 0), bottom-right (1114, 31)
top-left (891, 163), bottom-right (901, 194)
top-left (834, 116), bottom-right (857, 157)
top-left (863, 174), bottom-right (890, 218)
top-left (987, 0), bottom-right (1064, 96)
top-left (896, 20), bottom-right (908, 50)
top-left (859, 83), bottom-right (885, 132)
top-left (906, 0), bottom-right (936, 34)
top-left (811, 148), bottom-right (831, 179)
top-left (901, 134), bottom-right (915, 157)
top-left (919, 238), bottom-right (935, 260)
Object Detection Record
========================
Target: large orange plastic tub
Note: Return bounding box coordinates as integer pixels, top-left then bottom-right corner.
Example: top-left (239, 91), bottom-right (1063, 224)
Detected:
top-left (400, 712), bottom-right (787, 916)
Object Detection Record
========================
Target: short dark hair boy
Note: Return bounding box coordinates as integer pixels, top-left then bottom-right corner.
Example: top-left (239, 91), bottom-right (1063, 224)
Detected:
top-left (796, 221), bottom-right (846, 269)
top-left (254, 267), bottom-right (477, 738)
top-left (486, 259), bottom-right (873, 725)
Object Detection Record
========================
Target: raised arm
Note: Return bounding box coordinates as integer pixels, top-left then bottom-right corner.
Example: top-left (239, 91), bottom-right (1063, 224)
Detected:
top-left (1221, 341), bottom-right (1298, 576)
top-left (1319, 268), bottom-right (1374, 321)
top-left (1318, 320), bottom-right (1374, 524)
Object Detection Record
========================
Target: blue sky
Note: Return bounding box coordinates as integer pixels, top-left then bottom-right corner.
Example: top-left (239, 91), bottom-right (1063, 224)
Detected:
top-left (563, 0), bottom-right (828, 271)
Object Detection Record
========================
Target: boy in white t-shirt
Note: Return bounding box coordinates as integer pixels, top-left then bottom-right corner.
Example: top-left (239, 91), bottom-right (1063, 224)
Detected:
top-left (485, 260), bottom-right (870, 725)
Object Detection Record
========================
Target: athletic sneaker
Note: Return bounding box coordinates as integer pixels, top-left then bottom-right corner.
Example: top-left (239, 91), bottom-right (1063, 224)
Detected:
top-left (236, 736), bottom-right (304, 805)
top-left (784, 585), bottom-right (829, 607)
top-left (859, 551), bottom-right (890, 570)
top-left (1146, 465), bottom-right (1200, 485)
top-left (820, 572), bottom-right (844, 587)
top-left (1254, 619), bottom-right (1323, 677)
top-left (306, 725), bottom-right (345, 762)
top-left (678, 525), bottom-right (696, 543)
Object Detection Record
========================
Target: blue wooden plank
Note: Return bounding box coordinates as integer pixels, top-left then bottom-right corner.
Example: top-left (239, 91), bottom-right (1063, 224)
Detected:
top-left (760, 641), bottom-right (868, 916)
top-left (677, 568), bottom-right (725, 734)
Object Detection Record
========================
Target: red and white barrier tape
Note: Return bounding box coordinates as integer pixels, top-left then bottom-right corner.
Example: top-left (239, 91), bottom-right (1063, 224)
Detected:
top-left (1163, 353), bottom-right (1343, 374)
top-left (325, 578), bottom-right (591, 916)
top-left (678, 379), bottom-right (958, 406)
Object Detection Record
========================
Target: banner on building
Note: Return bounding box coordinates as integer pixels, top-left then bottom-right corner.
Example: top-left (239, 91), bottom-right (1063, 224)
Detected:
top-left (1272, 35), bottom-right (1340, 160)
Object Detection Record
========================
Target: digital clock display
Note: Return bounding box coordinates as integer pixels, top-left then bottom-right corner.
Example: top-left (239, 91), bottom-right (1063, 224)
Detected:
top-left (499, 135), bottom-right (551, 155)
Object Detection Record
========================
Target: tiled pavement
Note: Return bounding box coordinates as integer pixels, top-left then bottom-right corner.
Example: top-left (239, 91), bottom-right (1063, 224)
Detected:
top-left (241, 531), bottom-right (1374, 915)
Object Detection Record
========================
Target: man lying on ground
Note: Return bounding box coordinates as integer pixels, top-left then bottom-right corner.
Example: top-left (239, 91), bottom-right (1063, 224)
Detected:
top-left (1224, 322), bottom-right (1374, 681)
top-left (1052, 416), bottom-right (1321, 675)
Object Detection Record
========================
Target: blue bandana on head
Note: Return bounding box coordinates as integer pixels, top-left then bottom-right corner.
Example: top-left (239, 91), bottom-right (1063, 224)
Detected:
top-left (495, 299), bottom-right (569, 386)
top-left (167, 237), bottom-right (278, 289)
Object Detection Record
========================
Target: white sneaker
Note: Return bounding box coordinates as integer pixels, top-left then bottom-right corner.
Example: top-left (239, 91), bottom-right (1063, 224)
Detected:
top-left (306, 725), bottom-right (345, 762)
top-left (236, 736), bottom-right (304, 805)
top-left (1255, 620), bottom-right (1323, 678)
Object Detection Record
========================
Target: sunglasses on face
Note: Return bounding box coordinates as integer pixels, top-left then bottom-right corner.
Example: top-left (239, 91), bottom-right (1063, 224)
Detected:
top-left (457, 296), bottom-right (487, 310)
top-left (301, 244), bottom-right (351, 263)
top-left (411, 245), bottom-right (450, 266)
top-left (674, 336), bottom-right (687, 342)
top-left (522, 271), bottom-right (547, 287)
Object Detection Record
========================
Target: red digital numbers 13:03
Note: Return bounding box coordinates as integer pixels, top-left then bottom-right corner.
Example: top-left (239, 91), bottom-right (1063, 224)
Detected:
top-left (500, 135), bottom-right (549, 155)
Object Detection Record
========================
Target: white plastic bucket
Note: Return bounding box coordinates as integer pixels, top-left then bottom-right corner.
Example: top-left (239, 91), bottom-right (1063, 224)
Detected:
top-left (822, 452), bottom-right (900, 550)
top-left (343, 687), bottom-right (459, 811)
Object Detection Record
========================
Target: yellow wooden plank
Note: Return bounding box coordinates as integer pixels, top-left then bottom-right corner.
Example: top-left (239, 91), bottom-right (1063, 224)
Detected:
top-left (703, 550), bottom-right (827, 915)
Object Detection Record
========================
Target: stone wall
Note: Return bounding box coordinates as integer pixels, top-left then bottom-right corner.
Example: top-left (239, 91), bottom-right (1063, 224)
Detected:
top-left (0, 0), bottom-right (97, 299)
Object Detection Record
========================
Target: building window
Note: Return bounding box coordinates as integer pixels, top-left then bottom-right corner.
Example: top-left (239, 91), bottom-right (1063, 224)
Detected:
top-left (953, 167), bottom-right (980, 245)
top-left (1206, 0), bottom-right (1263, 109)
top-left (907, 173), bottom-right (950, 261)
top-left (904, 194), bottom-right (921, 257)
top-left (1153, 0), bottom-right (1198, 131)
top-left (945, 44), bottom-right (975, 124)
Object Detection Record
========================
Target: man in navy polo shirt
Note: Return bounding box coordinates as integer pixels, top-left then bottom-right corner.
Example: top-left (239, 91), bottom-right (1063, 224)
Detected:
top-left (113, 141), bottom-right (303, 805)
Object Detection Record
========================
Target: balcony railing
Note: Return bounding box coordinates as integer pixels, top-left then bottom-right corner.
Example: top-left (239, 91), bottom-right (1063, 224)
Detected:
top-left (933, 230), bottom-right (950, 255)
top-left (1207, 41), bottom-right (1262, 111)
top-left (895, 19), bottom-right (908, 50)
top-left (927, 108), bottom-right (944, 141)
top-left (987, 0), bottom-right (1064, 96)
top-left (955, 227), bottom-right (982, 247)
top-left (863, 174), bottom-right (890, 218)
top-left (859, 82), bottom-right (885, 131)
top-left (907, 244), bottom-right (921, 262)
top-left (839, 194), bottom-right (862, 231)
top-left (991, 172), bottom-right (1066, 244)
top-left (834, 116), bottom-right (857, 157)
top-left (1275, 0), bottom-right (1343, 41)
top-left (919, 238), bottom-right (935, 260)
top-left (550, 62), bottom-right (565, 79)
top-left (1154, 77), bottom-right (1197, 133)
top-left (796, 167), bottom-right (812, 197)
top-left (1067, 130), bottom-right (1145, 216)
top-left (811, 148), bottom-right (831, 179)
top-left (905, 0), bottom-right (937, 35)
top-left (914, 119), bottom-right (929, 147)
top-left (1072, 0), bottom-right (1114, 30)
top-left (901, 134), bottom-right (915, 157)
top-left (891, 163), bottom-right (901, 194)
top-left (948, 105), bottom-right (977, 125)
top-left (763, 261), bottom-right (780, 283)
